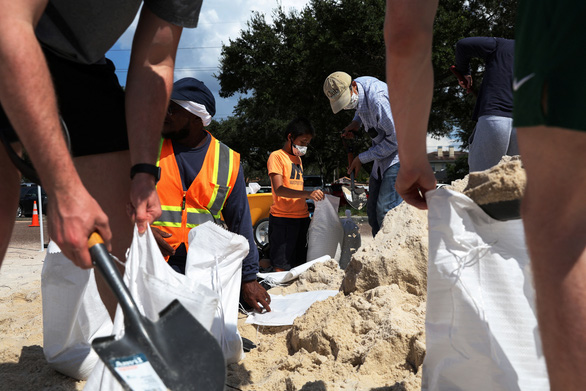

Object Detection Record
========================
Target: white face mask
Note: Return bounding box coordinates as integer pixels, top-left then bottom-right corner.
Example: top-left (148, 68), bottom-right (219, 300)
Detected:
top-left (344, 91), bottom-right (358, 110)
top-left (292, 143), bottom-right (307, 156)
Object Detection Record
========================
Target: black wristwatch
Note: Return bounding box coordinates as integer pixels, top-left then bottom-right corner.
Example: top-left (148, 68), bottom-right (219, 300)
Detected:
top-left (130, 163), bottom-right (161, 183)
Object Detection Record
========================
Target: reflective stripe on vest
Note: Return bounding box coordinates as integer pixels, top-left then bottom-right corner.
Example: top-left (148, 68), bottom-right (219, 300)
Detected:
top-left (186, 208), bottom-right (215, 227)
top-left (154, 138), bottom-right (237, 231)
top-left (206, 141), bottom-right (233, 217)
top-left (152, 206), bottom-right (182, 227)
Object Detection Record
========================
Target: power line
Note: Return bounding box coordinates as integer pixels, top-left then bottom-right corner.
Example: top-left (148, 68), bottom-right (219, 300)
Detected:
top-left (108, 46), bottom-right (222, 52)
top-left (198, 21), bottom-right (243, 25)
top-left (173, 67), bottom-right (219, 71)
top-left (114, 67), bottom-right (219, 72)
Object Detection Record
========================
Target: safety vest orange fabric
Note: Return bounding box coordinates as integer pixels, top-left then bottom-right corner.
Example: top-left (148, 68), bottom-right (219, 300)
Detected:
top-left (152, 134), bottom-right (240, 256)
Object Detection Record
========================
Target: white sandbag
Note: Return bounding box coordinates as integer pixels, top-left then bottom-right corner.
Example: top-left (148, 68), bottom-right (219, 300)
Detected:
top-left (185, 221), bottom-right (250, 364)
top-left (41, 241), bottom-right (112, 380)
top-left (307, 194), bottom-right (344, 262)
top-left (245, 290), bottom-right (339, 326)
top-left (257, 255), bottom-right (331, 286)
top-left (85, 226), bottom-right (220, 391)
top-left (246, 182), bottom-right (261, 194)
top-left (424, 188), bottom-right (549, 390)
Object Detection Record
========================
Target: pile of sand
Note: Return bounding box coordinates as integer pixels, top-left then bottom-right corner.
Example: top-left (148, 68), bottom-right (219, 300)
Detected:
top-left (464, 156), bottom-right (526, 204)
top-left (228, 202), bottom-right (429, 390)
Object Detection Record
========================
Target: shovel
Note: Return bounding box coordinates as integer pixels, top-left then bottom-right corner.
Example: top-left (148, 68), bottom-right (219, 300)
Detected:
top-left (88, 233), bottom-right (226, 391)
top-left (342, 171), bottom-right (367, 210)
top-left (341, 137), bottom-right (367, 210)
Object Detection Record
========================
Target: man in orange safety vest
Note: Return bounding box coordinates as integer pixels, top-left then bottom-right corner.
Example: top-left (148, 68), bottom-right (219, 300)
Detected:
top-left (152, 77), bottom-right (271, 313)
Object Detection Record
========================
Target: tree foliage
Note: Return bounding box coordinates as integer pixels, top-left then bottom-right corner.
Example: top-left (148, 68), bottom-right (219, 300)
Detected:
top-left (444, 154), bottom-right (470, 184)
top-left (211, 0), bottom-right (516, 181)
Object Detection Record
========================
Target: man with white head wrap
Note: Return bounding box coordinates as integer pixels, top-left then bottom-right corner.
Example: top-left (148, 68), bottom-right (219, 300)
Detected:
top-left (152, 77), bottom-right (271, 313)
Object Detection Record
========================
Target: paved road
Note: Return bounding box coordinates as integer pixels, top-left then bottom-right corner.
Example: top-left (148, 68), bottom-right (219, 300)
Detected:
top-left (8, 215), bottom-right (374, 252)
top-left (9, 218), bottom-right (50, 250)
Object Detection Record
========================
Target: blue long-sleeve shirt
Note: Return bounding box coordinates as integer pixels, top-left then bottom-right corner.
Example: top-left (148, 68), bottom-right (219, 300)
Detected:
top-left (173, 134), bottom-right (259, 282)
top-left (455, 37), bottom-right (514, 121)
top-left (352, 76), bottom-right (399, 180)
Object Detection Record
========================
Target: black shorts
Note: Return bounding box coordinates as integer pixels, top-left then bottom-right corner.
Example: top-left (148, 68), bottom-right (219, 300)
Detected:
top-left (0, 48), bottom-right (128, 157)
top-left (514, 0), bottom-right (586, 132)
top-left (268, 214), bottom-right (311, 270)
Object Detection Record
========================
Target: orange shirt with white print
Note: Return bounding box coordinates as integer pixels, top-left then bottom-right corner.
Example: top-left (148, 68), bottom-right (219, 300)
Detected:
top-left (267, 149), bottom-right (309, 218)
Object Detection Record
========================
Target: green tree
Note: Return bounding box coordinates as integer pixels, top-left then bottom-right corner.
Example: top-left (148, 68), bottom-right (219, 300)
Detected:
top-left (444, 154), bottom-right (470, 184)
top-left (214, 0), bottom-right (516, 181)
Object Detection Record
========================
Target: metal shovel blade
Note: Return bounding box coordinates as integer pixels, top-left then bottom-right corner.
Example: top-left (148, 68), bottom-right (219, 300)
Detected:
top-left (89, 233), bottom-right (225, 391)
top-left (342, 172), bottom-right (367, 210)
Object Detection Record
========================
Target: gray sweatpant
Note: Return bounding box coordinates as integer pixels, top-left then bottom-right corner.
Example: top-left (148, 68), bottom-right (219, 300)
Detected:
top-left (468, 115), bottom-right (519, 172)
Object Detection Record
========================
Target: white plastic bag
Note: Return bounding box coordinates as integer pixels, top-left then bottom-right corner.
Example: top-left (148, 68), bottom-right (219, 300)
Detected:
top-left (41, 241), bottom-right (112, 380)
top-left (257, 255), bottom-right (330, 286)
top-left (245, 290), bottom-right (339, 326)
top-left (246, 182), bottom-right (261, 194)
top-left (185, 221), bottom-right (250, 364)
top-left (85, 226), bottom-right (220, 390)
top-left (307, 194), bottom-right (344, 262)
top-left (423, 188), bottom-right (549, 390)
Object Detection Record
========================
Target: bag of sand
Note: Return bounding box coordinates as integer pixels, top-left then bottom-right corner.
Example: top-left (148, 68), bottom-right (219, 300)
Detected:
top-left (423, 188), bottom-right (549, 390)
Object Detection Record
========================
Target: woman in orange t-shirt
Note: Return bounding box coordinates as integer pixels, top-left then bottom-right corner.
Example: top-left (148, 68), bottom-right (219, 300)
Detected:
top-left (267, 117), bottom-right (324, 271)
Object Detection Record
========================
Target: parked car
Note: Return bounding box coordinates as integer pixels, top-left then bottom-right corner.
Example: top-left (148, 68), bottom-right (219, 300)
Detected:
top-left (256, 186), bottom-right (272, 194)
top-left (303, 175), bottom-right (324, 191)
top-left (18, 184), bottom-right (48, 218)
top-left (327, 183), bottom-right (348, 207)
top-left (247, 192), bottom-right (273, 246)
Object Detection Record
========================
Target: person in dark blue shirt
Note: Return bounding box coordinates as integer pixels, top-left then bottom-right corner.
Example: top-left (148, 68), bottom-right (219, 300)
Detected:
top-left (152, 78), bottom-right (271, 312)
top-left (454, 37), bottom-right (518, 172)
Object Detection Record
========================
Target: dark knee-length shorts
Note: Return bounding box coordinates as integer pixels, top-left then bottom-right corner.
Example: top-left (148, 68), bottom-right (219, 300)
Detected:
top-left (514, 0), bottom-right (586, 132)
top-left (0, 48), bottom-right (128, 157)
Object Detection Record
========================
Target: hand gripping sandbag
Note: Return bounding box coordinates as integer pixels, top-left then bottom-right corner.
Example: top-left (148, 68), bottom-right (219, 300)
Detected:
top-left (423, 188), bottom-right (549, 390)
top-left (85, 226), bottom-right (223, 391)
top-left (41, 241), bottom-right (112, 380)
top-left (307, 194), bottom-right (344, 262)
top-left (185, 221), bottom-right (250, 364)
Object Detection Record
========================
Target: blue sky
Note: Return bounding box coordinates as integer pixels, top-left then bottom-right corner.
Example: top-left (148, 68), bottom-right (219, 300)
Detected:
top-left (105, 0), bottom-right (308, 121)
top-left (105, 0), bottom-right (460, 153)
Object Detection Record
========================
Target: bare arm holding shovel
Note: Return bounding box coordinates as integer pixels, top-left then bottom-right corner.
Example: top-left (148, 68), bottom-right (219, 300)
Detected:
top-left (341, 120), bottom-right (361, 139)
top-left (0, 0), bottom-right (111, 269)
top-left (342, 124), bottom-right (363, 177)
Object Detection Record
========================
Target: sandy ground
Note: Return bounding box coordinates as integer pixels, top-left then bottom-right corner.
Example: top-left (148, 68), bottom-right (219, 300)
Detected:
top-left (0, 160), bottom-right (528, 390)
top-left (0, 224), bottom-right (84, 391)
top-left (1, 214), bottom-right (428, 391)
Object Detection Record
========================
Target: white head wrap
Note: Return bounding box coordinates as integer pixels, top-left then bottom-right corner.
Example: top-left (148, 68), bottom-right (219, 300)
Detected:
top-left (172, 99), bottom-right (212, 126)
